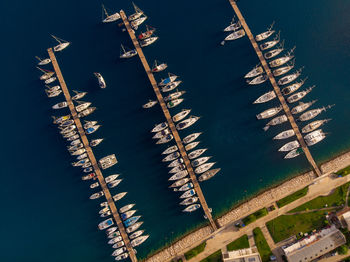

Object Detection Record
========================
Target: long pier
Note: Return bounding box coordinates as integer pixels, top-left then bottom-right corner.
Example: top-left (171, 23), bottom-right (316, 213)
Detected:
top-left (228, 0), bottom-right (322, 177)
top-left (119, 10), bottom-right (218, 231)
top-left (47, 48), bottom-right (138, 262)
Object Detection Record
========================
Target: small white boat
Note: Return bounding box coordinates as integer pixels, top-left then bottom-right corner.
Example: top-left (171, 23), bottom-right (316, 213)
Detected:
top-left (169, 177), bottom-right (190, 188)
top-left (94, 72), bottom-right (106, 89)
top-left (66, 134), bottom-right (79, 141)
top-left (183, 204), bottom-right (201, 212)
top-left (143, 100), bottom-right (158, 108)
top-left (167, 98), bottom-right (184, 109)
top-left (273, 60), bottom-right (295, 77)
top-left (75, 102), bottom-right (91, 113)
top-left (90, 182), bottom-right (99, 189)
top-left (98, 218), bottom-right (114, 230)
top-left (284, 148), bottom-right (302, 159)
top-left (71, 90), bottom-right (87, 101)
top-left (180, 189), bottom-right (196, 199)
top-left (287, 86), bottom-right (314, 104)
top-left (121, 210), bottom-right (137, 220)
top-left (52, 114), bottom-right (70, 124)
top-left (281, 78), bottom-right (307, 96)
top-left (130, 15), bottom-right (147, 30)
top-left (112, 241), bottom-right (125, 249)
top-left (82, 173), bottom-right (96, 180)
top-left (161, 81), bottom-right (182, 92)
top-left (180, 196), bottom-right (198, 205)
top-left (115, 253), bottom-right (128, 261)
top-left (131, 235), bottom-right (149, 247)
top-left (223, 19), bottom-right (241, 32)
top-left (158, 73), bottom-right (178, 86)
top-left (60, 119), bottom-right (74, 128)
top-left (45, 76), bottom-right (57, 84)
top-left (52, 102), bottom-right (68, 110)
top-left (191, 156), bottom-right (211, 167)
top-left (183, 132), bottom-right (202, 144)
top-left (305, 130), bottom-right (326, 146)
top-left (162, 145), bottom-right (178, 155)
top-left (263, 115), bottom-right (288, 131)
top-left (83, 121), bottom-right (98, 130)
top-left (120, 204), bottom-right (135, 214)
top-left (36, 56), bottom-right (51, 65)
top-left (259, 31), bottom-right (280, 50)
top-left (188, 148), bottom-right (207, 160)
top-left (278, 68), bottom-right (303, 86)
top-left (83, 167), bottom-right (93, 173)
top-left (162, 152), bottom-right (180, 162)
top-left (140, 36), bottom-right (158, 47)
top-left (176, 116), bottom-right (200, 130)
top-left (120, 44), bottom-right (137, 59)
top-left (256, 106), bottom-right (282, 119)
top-left (110, 236), bottom-right (123, 245)
top-left (63, 130), bottom-right (77, 138)
top-left (298, 106), bottom-right (333, 121)
top-left (152, 60), bottom-right (167, 73)
top-left (168, 158), bottom-right (184, 168)
top-left (291, 100), bottom-right (317, 115)
top-left (90, 138), bottom-right (104, 147)
top-left (264, 43), bottom-right (284, 60)
top-left (86, 125), bottom-right (101, 135)
top-left (247, 74), bottom-right (268, 85)
top-left (185, 141), bottom-right (200, 151)
top-left (90, 191), bottom-right (104, 200)
top-left (255, 22), bottom-right (275, 42)
top-left (278, 140), bottom-right (300, 152)
top-left (301, 119), bottom-right (330, 133)
top-left (105, 174), bottom-right (119, 183)
top-left (172, 109), bottom-right (191, 122)
top-left (138, 25), bottom-right (156, 40)
top-left (99, 154), bottom-right (118, 170)
top-left (101, 4), bottom-right (120, 23)
top-left (82, 162), bottom-right (92, 168)
top-left (152, 128), bottom-right (170, 139)
top-left (113, 192), bottom-right (127, 202)
top-left (69, 138), bottom-right (81, 145)
top-left (169, 164), bottom-right (186, 174)
top-left (245, 65), bottom-right (263, 78)
top-left (273, 129), bottom-right (295, 140)
top-left (108, 179), bottom-right (122, 189)
top-left (151, 122), bottom-right (168, 132)
top-left (99, 207), bottom-right (109, 215)
top-left (129, 230), bottom-right (144, 240)
top-left (107, 230), bottom-right (120, 239)
top-left (169, 170), bottom-right (188, 181)
top-left (52, 35), bottom-right (70, 52)
top-left (105, 226), bottom-right (117, 235)
top-left (77, 107), bottom-right (96, 118)
top-left (198, 168), bottom-right (221, 182)
top-left (269, 47), bottom-right (295, 67)
top-left (126, 221), bottom-right (144, 234)
top-left (101, 210), bottom-right (111, 218)
top-left (253, 91), bottom-right (276, 104)
top-left (224, 29), bottom-right (245, 41)
top-left (45, 89), bottom-right (62, 98)
top-left (195, 162), bottom-right (216, 174)
top-left (156, 134), bottom-right (173, 144)
top-left (128, 2), bottom-right (144, 21)
top-left (164, 91), bottom-right (186, 102)
top-left (174, 182), bottom-right (193, 192)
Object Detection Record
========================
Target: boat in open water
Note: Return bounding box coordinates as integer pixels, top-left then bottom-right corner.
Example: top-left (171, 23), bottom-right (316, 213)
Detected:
top-left (301, 119), bottom-right (330, 133)
top-left (183, 204), bottom-right (200, 212)
top-left (198, 168), bottom-right (221, 182)
top-left (253, 91), bottom-right (276, 104)
top-left (273, 129), bottom-right (295, 140)
top-left (278, 140), bottom-right (299, 152)
top-left (94, 73), bottom-right (106, 89)
top-left (143, 100), bottom-right (157, 108)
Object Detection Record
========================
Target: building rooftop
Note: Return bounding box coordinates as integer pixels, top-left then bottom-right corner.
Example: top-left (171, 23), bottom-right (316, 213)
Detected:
top-left (223, 247), bottom-right (262, 262)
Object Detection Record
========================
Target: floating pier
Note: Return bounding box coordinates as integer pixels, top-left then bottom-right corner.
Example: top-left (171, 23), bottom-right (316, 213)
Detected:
top-left (47, 48), bottom-right (138, 262)
top-left (119, 10), bottom-right (218, 231)
top-left (228, 0), bottom-right (322, 177)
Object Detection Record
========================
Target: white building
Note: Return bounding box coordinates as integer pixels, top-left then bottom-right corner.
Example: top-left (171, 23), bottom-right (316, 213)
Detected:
top-left (222, 247), bottom-right (262, 262)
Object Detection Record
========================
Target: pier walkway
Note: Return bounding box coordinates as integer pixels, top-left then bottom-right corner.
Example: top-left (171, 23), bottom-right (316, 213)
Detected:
top-left (119, 10), bottom-right (218, 231)
top-left (228, 0), bottom-right (322, 177)
top-left (47, 48), bottom-right (138, 262)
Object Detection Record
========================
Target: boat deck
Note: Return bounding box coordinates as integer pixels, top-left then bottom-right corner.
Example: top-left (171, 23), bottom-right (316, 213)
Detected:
top-left (47, 48), bottom-right (138, 262)
top-left (228, 0), bottom-right (322, 177)
top-left (119, 10), bottom-right (218, 231)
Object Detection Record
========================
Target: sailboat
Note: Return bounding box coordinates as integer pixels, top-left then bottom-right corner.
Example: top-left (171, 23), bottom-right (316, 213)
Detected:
top-left (281, 78), bottom-right (307, 96)
top-left (263, 115), bottom-right (288, 131)
top-left (284, 148), bottom-right (303, 159)
top-left (101, 4), bottom-right (120, 23)
top-left (291, 100), bottom-right (317, 115)
top-left (35, 56), bottom-right (51, 66)
top-left (247, 74), bottom-right (268, 85)
top-left (130, 14), bottom-right (147, 30)
top-left (298, 105), bottom-right (333, 121)
top-left (269, 47), bottom-right (295, 68)
top-left (223, 29), bottom-right (246, 41)
top-left (278, 140), bottom-right (300, 152)
top-left (259, 31), bottom-right (280, 50)
top-left (94, 73), bottom-right (106, 89)
top-left (120, 44), bottom-right (137, 59)
top-left (140, 36), bottom-right (158, 47)
top-left (245, 65), bottom-right (264, 78)
top-left (277, 67), bottom-right (303, 86)
top-left (273, 129), bottom-right (295, 140)
top-left (301, 119), bottom-right (331, 134)
top-left (37, 67), bottom-right (55, 80)
top-left (152, 60), bottom-right (168, 73)
top-left (256, 106), bottom-right (282, 120)
top-left (272, 60), bottom-right (295, 77)
top-left (253, 91), bottom-right (276, 104)
top-left (71, 90), bottom-right (87, 100)
top-left (138, 25), bottom-right (156, 40)
top-left (255, 22), bottom-right (275, 42)
top-left (143, 100), bottom-right (158, 108)
top-left (287, 86), bottom-right (314, 103)
top-left (128, 2), bottom-right (144, 21)
top-left (51, 35), bottom-right (70, 52)
top-left (264, 40), bottom-right (284, 60)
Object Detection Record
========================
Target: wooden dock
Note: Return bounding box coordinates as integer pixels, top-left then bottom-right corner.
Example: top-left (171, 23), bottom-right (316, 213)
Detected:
top-left (228, 0), bottom-right (322, 177)
top-left (119, 10), bottom-right (218, 231)
top-left (47, 48), bottom-right (138, 262)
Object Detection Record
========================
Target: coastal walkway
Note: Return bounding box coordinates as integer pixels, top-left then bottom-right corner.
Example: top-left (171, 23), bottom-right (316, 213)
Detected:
top-left (47, 48), bottom-right (138, 262)
top-left (119, 10), bottom-right (218, 231)
top-left (228, 0), bottom-right (322, 177)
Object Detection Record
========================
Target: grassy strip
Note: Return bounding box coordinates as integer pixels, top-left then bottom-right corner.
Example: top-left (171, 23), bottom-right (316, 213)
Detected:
top-left (184, 242), bottom-right (206, 260)
top-left (253, 227), bottom-right (272, 262)
top-left (266, 211), bottom-right (327, 243)
top-left (289, 183), bottom-right (349, 213)
top-left (200, 250), bottom-right (222, 262)
top-left (227, 235), bottom-right (249, 251)
top-left (336, 166), bottom-right (350, 177)
top-left (276, 187), bottom-right (308, 208)
top-left (242, 207), bottom-right (268, 225)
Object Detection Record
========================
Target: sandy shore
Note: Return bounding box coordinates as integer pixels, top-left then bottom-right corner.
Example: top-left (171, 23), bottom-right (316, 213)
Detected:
top-left (144, 150), bottom-right (350, 262)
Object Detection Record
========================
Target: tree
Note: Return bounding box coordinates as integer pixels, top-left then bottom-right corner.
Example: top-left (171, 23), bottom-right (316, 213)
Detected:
top-left (337, 245), bottom-right (348, 255)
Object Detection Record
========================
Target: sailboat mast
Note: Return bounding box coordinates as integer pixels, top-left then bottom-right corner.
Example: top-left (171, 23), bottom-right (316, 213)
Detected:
top-left (51, 35), bottom-right (62, 44)
top-left (102, 4), bottom-right (108, 18)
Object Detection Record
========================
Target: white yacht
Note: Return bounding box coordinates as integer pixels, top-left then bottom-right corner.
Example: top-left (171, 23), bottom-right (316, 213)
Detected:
top-left (224, 29), bottom-right (246, 41)
top-left (172, 109), bottom-right (191, 122)
top-left (273, 129), bottom-right (295, 140)
top-left (281, 78), bottom-right (307, 96)
top-left (264, 41), bottom-right (284, 59)
top-left (291, 100), bottom-right (317, 115)
top-left (128, 2), bottom-right (143, 21)
top-left (194, 162), bottom-right (216, 174)
top-left (301, 119), bottom-right (330, 133)
top-left (94, 73), bottom-right (106, 89)
top-left (247, 74), bottom-right (268, 85)
top-left (120, 44), bottom-right (137, 59)
top-left (140, 36), bottom-right (158, 47)
top-left (101, 4), bottom-right (120, 23)
top-left (272, 60), bottom-right (295, 77)
top-left (188, 148), bottom-right (207, 160)
top-left (183, 132), bottom-right (202, 144)
top-left (278, 140), bottom-right (300, 152)
top-left (176, 116), bottom-right (200, 130)
top-left (277, 68), bottom-right (303, 86)
top-left (287, 86), bottom-right (314, 103)
top-left (162, 145), bottom-right (178, 155)
top-left (263, 115), bottom-right (288, 131)
top-left (191, 156), bottom-right (211, 167)
top-left (253, 91), bottom-right (276, 104)
top-left (198, 168), bottom-right (221, 182)
top-left (259, 32), bottom-right (280, 50)
top-left (223, 19), bottom-right (241, 32)
top-left (298, 106), bottom-right (331, 122)
top-left (52, 35), bottom-right (70, 52)
top-left (245, 65), bottom-right (263, 78)
top-left (152, 60), bottom-right (168, 73)
top-left (256, 106), bottom-right (282, 119)
top-left (255, 22), bottom-right (275, 41)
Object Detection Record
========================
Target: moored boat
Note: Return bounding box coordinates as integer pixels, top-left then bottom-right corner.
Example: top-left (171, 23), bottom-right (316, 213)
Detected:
top-left (259, 32), bottom-right (280, 50)
top-left (113, 192), bottom-right (127, 202)
top-left (161, 80), bottom-right (182, 92)
top-left (36, 56), bottom-right (51, 65)
top-left (180, 196), bottom-right (199, 206)
top-left (156, 134), bottom-right (173, 144)
top-left (188, 148), bottom-right (207, 160)
top-left (140, 36), bottom-right (158, 47)
top-left (82, 173), bottom-right (96, 180)
top-left (71, 148), bottom-right (86, 156)
top-left (169, 164), bottom-right (186, 174)
top-left (71, 90), bottom-right (87, 100)
top-left (185, 141), bottom-right (200, 151)
top-left (83, 120), bottom-right (98, 129)
top-left (86, 125), bottom-right (101, 135)
top-left (131, 235), bottom-right (149, 247)
top-left (174, 182), bottom-right (193, 192)
top-left (164, 91), bottom-right (186, 102)
top-left (301, 119), bottom-right (331, 133)
top-left (167, 158), bottom-right (184, 168)
top-left (109, 236), bottom-right (123, 245)
top-left (75, 102), bottom-right (91, 112)
top-left (223, 19), bottom-right (241, 32)
top-left (277, 68), bottom-right (303, 86)
top-left (45, 89), bottom-right (62, 98)
top-left (245, 65), bottom-right (263, 78)
top-left (83, 167), bottom-right (93, 173)
top-left (183, 204), bottom-right (201, 212)
top-left (224, 29), bottom-right (246, 41)
top-left (176, 116), bottom-right (200, 130)
top-left (284, 148), bottom-right (303, 159)
top-left (253, 90), bottom-right (276, 104)
top-left (169, 170), bottom-right (188, 181)
top-left (115, 253), bottom-right (128, 261)
top-left (66, 134), bottom-right (79, 141)
top-left (98, 218), bottom-right (114, 230)
top-left (143, 100), bottom-right (157, 108)
top-left (162, 145), bottom-right (178, 155)
top-left (195, 162), bottom-right (216, 174)
top-left (90, 191), bottom-right (104, 200)
top-left (264, 43), bottom-right (284, 60)
top-left (99, 154), bottom-right (118, 170)
top-left (269, 47), bottom-right (295, 67)
top-left (281, 78), bottom-right (307, 96)
top-left (191, 156), bottom-right (211, 167)
top-left (298, 107), bottom-right (329, 122)
top-left (52, 101), bottom-right (68, 110)
top-left (121, 210), bottom-right (137, 220)
top-left (120, 204), bottom-right (135, 214)
top-left (105, 174), bottom-right (119, 183)
top-left (124, 215), bottom-right (141, 227)
top-left (108, 179), bottom-right (122, 189)
top-left (273, 129), bottom-right (295, 140)
top-left (272, 60), bottom-right (295, 77)
top-left (128, 2), bottom-right (143, 21)
top-left (172, 109), bottom-right (191, 122)
top-left (287, 86), bottom-right (314, 103)
top-left (167, 98), bottom-right (184, 109)
top-left (152, 60), bottom-right (167, 73)
top-left (255, 22), bottom-right (275, 41)
top-left (158, 73), bottom-right (178, 86)
top-left (130, 15), bottom-right (147, 30)
top-left (44, 76), bottom-right (57, 84)
top-left (291, 100), bottom-right (317, 115)
top-left (180, 189), bottom-right (196, 199)
top-left (107, 231), bottom-right (120, 239)
top-left (256, 106), bottom-right (282, 120)
top-left (263, 114), bottom-right (288, 131)
top-left (304, 130), bottom-right (326, 146)
top-left (112, 247), bottom-right (126, 257)
top-left (53, 114), bottom-right (70, 124)
top-left (60, 119), bottom-right (74, 128)
top-left (112, 241), bottom-right (125, 249)
top-left (169, 177), bottom-right (190, 188)
top-left (198, 168), bottom-right (221, 182)
top-left (77, 107), bottom-right (96, 118)
top-left (126, 221), bottom-right (144, 233)
top-left (120, 44), bottom-right (137, 59)
top-left (183, 132), bottom-right (202, 144)
top-left (153, 128), bottom-right (170, 139)
top-left (278, 140), bottom-right (300, 152)
top-left (247, 74), bottom-right (268, 85)
top-left (90, 138), bottom-right (104, 147)
top-left (52, 35), bottom-right (70, 52)
top-left (151, 122), bottom-right (168, 133)
top-left (162, 152), bottom-right (180, 162)
top-left (129, 230), bottom-right (144, 239)
top-left (90, 182), bottom-right (99, 189)
top-left (101, 4), bottom-right (120, 23)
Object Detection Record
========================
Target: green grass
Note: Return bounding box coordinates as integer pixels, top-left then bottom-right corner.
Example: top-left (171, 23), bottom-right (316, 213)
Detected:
top-left (253, 227), bottom-right (272, 262)
top-left (200, 250), bottom-right (222, 262)
top-left (266, 211), bottom-right (327, 243)
top-left (289, 183), bottom-right (349, 213)
top-left (336, 166), bottom-right (350, 177)
top-left (184, 242), bottom-right (207, 260)
top-left (242, 207), bottom-right (268, 225)
top-left (276, 187), bottom-right (308, 208)
top-left (227, 235), bottom-right (249, 251)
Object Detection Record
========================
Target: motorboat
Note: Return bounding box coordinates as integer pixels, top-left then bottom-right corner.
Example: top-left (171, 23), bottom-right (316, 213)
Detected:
top-left (169, 164), bottom-right (186, 174)
top-left (101, 211), bottom-right (111, 218)
top-left (52, 35), bottom-right (70, 52)
top-left (75, 102), bottom-right (91, 113)
top-left (94, 72), bottom-right (106, 89)
top-left (63, 131), bottom-right (77, 138)
top-left (278, 140), bottom-right (300, 152)
top-left (223, 18), bottom-right (241, 32)
top-left (180, 189), bottom-right (196, 199)
top-left (253, 91), bottom-right (276, 104)
top-left (269, 47), bottom-right (295, 67)
top-left (183, 132), bottom-right (202, 144)
top-left (185, 141), bottom-right (200, 151)
top-left (152, 60), bottom-right (167, 73)
top-left (156, 134), bottom-right (173, 144)
top-left (120, 204), bottom-right (135, 214)
top-left (284, 148), bottom-right (302, 159)
top-left (101, 4), bottom-right (120, 23)
top-left (109, 236), bottom-right (123, 245)
top-left (256, 106), bottom-right (282, 119)
top-left (167, 98), bottom-right (184, 109)
top-left (113, 192), bottom-right (127, 202)
top-left (129, 230), bottom-right (144, 240)
top-left (162, 152), bottom-right (180, 162)
top-left (151, 122), bottom-right (168, 133)
top-left (99, 154), bottom-right (118, 170)
top-left (77, 107), bottom-right (96, 118)
top-left (76, 151), bottom-right (87, 160)
top-left (121, 210), bottom-right (137, 220)
top-left (105, 174), bottom-right (119, 183)
top-left (162, 145), bottom-right (178, 155)
top-left (131, 235), bottom-right (149, 247)
top-left (263, 115), bottom-right (288, 131)
top-left (174, 182), bottom-right (193, 192)
top-left (71, 149), bottom-right (86, 157)
top-left (191, 156), bottom-right (211, 167)
top-left (169, 170), bottom-right (188, 181)
top-left (255, 22), bottom-right (275, 41)
top-left (67, 134), bottom-right (79, 141)
top-left (298, 106), bottom-right (332, 121)
top-left (120, 44), bottom-right (137, 59)
top-left (107, 231), bottom-right (121, 239)
top-left (82, 173), bottom-right (96, 180)
top-left (90, 191), bottom-right (104, 200)
top-left (188, 148), bottom-right (207, 160)
top-left (287, 86), bottom-right (314, 103)
top-left (98, 218), bottom-right (114, 230)
top-left (108, 179), bottom-right (122, 189)
top-left (53, 115), bottom-right (70, 124)
top-left (60, 119), bottom-right (74, 128)
top-left (168, 158), bottom-right (184, 168)
top-left (128, 2), bottom-right (144, 21)
top-left (169, 177), bottom-right (190, 188)
top-left (90, 138), bottom-right (104, 147)
top-left (176, 116), bottom-right (200, 130)
top-left (138, 25), bottom-right (156, 40)
top-left (115, 253), bottom-right (129, 261)
top-left (158, 73), bottom-right (178, 86)
top-left (172, 109), bottom-right (191, 122)
top-left (52, 102), bottom-right (68, 109)
top-left (124, 216), bottom-right (141, 227)
top-left (264, 43), bottom-right (284, 59)
top-left (281, 78), bottom-right (307, 96)
top-left (183, 204), bottom-right (201, 212)
top-left (277, 68), bottom-right (303, 86)
top-left (126, 221), bottom-right (144, 233)
top-left (259, 31), bottom-right (280, 50)
top-left (90, 182), bottom-right (99, 189)
top-left (161, 81), bottom-right (182, 92)
top-left (36, 56), bottom-right (51, 65)
top-left (71, 90), bottom-right (87, 101)
top-left (130, 15), bottom-right (147, 30)
top-left (291, 100), bottom-right (317, 115)
top-left (83, 120), bottom-right (98, 130)
top-left (143, 100), bottom-right (158, 108)
top-left (301, 119), bottom-right (330, 133)
top-left (45, 89), bottom-right (62, 98)
top-left (224, 28), bottom-right (245, 41)
top-left (83, 167), bottom-right (93, 173)
top-left (273, 60), bottom-right (295, 77)
top-left (195, 162), bottom-right (216, 174)
top-left (112, 241), bottom-right (125, 249)
top-left (86, 125), bottom-right (101, 135)
top-left (82, 162), bottom-right (92, 168)
top-left (140, 36), bottom-right (158, 47)
top-left (273, 129), bottom-right (295, 140)
top-left (304, 130), bottom-right (326, 146)
top-left (198, 168), bottom-right (221, 182)
top-left (164, 91), bottom-right (186, 102)
top-left (180, 196), bottom-right (198, 206)
top-left (247, 74), bottom-right (268, 85)
top-left (245, 65), bottom-right (263, 78)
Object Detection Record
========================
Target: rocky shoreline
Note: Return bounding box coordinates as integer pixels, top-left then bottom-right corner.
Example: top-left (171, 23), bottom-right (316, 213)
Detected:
top-left (145, 150), bottom-right (350, 262)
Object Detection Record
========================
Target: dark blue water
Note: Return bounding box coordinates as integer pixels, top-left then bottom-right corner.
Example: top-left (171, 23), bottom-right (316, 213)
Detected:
top-left (2, 0), bottom-right (350, 261)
